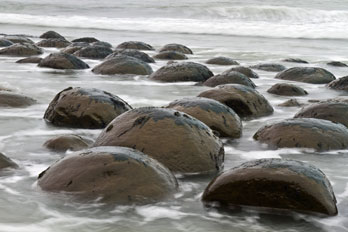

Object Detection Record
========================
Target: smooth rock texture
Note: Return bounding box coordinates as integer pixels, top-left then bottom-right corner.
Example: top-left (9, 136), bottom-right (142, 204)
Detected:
top-left (38, 146), bottom-right (178, 204)
top-left (149, 62), bottom-right (213, 82)
top-left (0, 43), bottom-right (42, 56)
top-left (43, 135), bottom-right (92, 152)
top-left (36, 39), bottom-right (71, 48)
top-left (107, 49), bottom-right (155, 63)
top-left (203, 72), bottom-right (256, 88)
top-left (254, 118), bottom-right (348, 151)
top-left (327, 61), bottom-right (348, 67)
top-left (222, 66), bottom-right (259, 79)
top-left (94, 107), bottom-right (224, 174)
top-left (250, 63), bottom-right (286, 72)
top-left (198, 84), bottom-right (274, 118)
top-left (278, 99), bottom-right (304, 107)
top-left (202, 158), bottom-right (337, 216)
top-left (16, 57), bottom-right (43, 64)
top-left (267, 83), bottom-right (308, 96)
top-left (294, 102), bottom-right (348, 128)
top-left (153, 51), bottom-right (187, 60)
top-left (166, 97), bottom-right (242, 138)
top-left (275, 67), bottom-right (336, 84)
top-left (0, 153), bottom-right (18, 170)
top-left (38, 53), bottom-right (89, 69)
top-left (0, 92), bottom-right (36, 107)
top-left (44, 87), bottom-right (132, 129)
top-left (328, 76), bottom-right (348, 90)
top-left (39, 31), bottom-right (65, 40)
top-left (116, 41), bottom-right (154, 50)
top-left (159, 43), bottom-right (193, 54)
top-left (71, 37), bottom-right (99, 43)
top-left (74, 45), bottom-right (113, 59)
top-left (92, 55), bottom-right (153, 75)
top-left (283, 58), bottom-right (309, 64)
top-left (92, 41), bottom-right (112, 48)
top-left (206, 57), bottom-right (239, 65)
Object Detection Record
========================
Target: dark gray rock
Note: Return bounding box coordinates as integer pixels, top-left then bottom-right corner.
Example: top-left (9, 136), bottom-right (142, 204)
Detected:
top-left (0, 92), bottom-right (36, 107)
top-left (4, 36), bottom-right (34, 44)
top-left (206, 57), bottom-right (239, 66)
top-left (39, 31), bottom-right (65, 40)
top-left (0, 43), bottom-right (43, 56)
top-left (0, 39), bottom-right (13, 47)
top-left (36, 39), bottom-right (71, 48)
top-left (116, 41), bottom-right (154, 51)
top-left (222, 66), bottom-right (259, 79)
top-left (283, 58), bottom-right (309, 64)
top-left (203, 71), bottom-right (256, 88)
top-left (92, 41), bottom-right (112, 48)
top-left (107, 49), bottom-right (155, 63)
top-left (275, 67), bottom-right (336, 84)
top-left (71, 37), bottom-right (99, 43)
top-left (327, 61), bottom-right (348, 67)
top-left (16, 57), bottom-right (43, 64)
top-left (38, 53), bottom-right (89, 69)
top-left (250, 63), bottom-right (286, 72)
top-left (328, 76), bottom-right (348, 90)
top-left (159, 43), bottom-right (193, 54)
top-left (74, 45), bottom-right (113, 59)
top-left (153, 51), bottom-right (187, 60)
top-left (267, 83), bottom-right (308, 96)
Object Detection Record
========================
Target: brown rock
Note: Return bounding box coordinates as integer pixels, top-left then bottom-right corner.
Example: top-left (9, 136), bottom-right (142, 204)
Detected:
top-left (275, 67), bottom-right (336, 84)
top-left (0, 92), bottom-right (36, 107)
top-left (38, 53), bottom-right (89, 69)
top-left (222, 66), bottom-right (259, 79)
top-left (153, 51), bottom-right (187, 60)
top-left (250, 63), bottom-right (286, 72)
top-left (43, 135), bottom-right (92, 152)
top-left (159, 43), bottom-right (193, 54)
top-left (267, 83), bottom-right (308, 96)
top-left (203, 72), bottom-right (256, 88)
top-left (278, 99), bottom-right (304, 107)
top-left (0, 43), bottom-right (42, 56)
top-left (116, 41), bottom-right (154, 51)
top-left (206, 57), bottom-right (239, 66)
top-left (16, 57), bottom-right (43, 64)
top-left (36, 39), bottom-right (71, 48)
top-left (328, 76), bottom-right (348, 90)
top-left (39, 31), bottom-right (65, 40)
top-left (0, 153), bottom-right (17, 170)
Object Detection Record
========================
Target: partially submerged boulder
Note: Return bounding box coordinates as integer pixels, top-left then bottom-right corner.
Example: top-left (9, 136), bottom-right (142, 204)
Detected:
top-left (166, 97), bottom-right (242, 138)
top-left (38, 53), bottom-right (89, 69)
top-left (327, 61), bottom-right (347, 67)
top-left (159, 43), bottom-right (193, 54)
top-left (39, 31), bottom-right (65, 40)
top-left (250, 63), bottom-right (286, 72)
top-left (328, 76), bottom-right (348, 90)
top-left (93, 107), bottom-right (224, 174)
top-left (278, 99), bottom-right (304, 107)
top-left (294, 102), bottom-right (348, 128)
top-left (43, 135), bottom-right (92, 152)
top-left (0, 39), bottom-right (13, 47)
top-left (222, 66), bottom-right (259, 79)
top-left (4, 36), bottom-right (34, 44)
top-left (275, 67), bottom-right (336, 84)
top-left (92, 55), bottom-right (153, 75)
top-left (74, 45), bottom-right (113, 59)
top-left (16, 57), bottom-right (42, 64)
top-left (253, 118), bottom-right (348, 151)
top-left (92, 41), bottom-right (112, 48)
top-left (36, 39), bottom-right (71, 48)
top-left (44, 87), bottom-right (132, 129)
top-left (38, 146), bottom-right (178, 204)
top-left (0, 92), bottom-right (36, 107)
top-left (71, 37), bottom-right (99, 43)
top-left (202, 158), bottom-right (337, 216)
top-left (107, 49), bottom-right (155, 63)
top-left (0, 153), bottom-right (17, 170)
top-left (267, 83), bottom-right (308, 96)
top-left (149, 62), bottom-right (213, 82)
top-left (153, 51), bottom-right (187, 60)
top-left (0, 43), bottom-right (42, 56)
top-left (116, 41), bottom-right (154, 51)
top-left (283, 58), bottom-right (309, 64)
top-left (206, 57), bottom-right (239, 66)
top-left (198, 84), bottom-right (273, 118)
top-left (203, 71), bottom-right (256, 88)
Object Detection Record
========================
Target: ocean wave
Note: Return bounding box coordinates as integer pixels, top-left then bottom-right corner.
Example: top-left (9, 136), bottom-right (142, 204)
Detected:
top-left (1, 12), bottom-right (348, 39)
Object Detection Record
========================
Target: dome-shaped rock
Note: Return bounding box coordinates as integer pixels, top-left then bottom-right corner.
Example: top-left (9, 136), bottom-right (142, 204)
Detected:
top-left (282, 58), bottom-right (309, 64)
top-left (0, 92), bottom-right (36, 107)
top-left (206, 57), bottom-right (239, 66)
top-left (275, 67), bottom-right (336, 84)
top-left (36, 38), bottom-right (71, 48)
top-left (4, 36), bottom-right (34, 44)
top-left (253, 118), bottom-right (348, 151)
top-left (92, 41), bottom-right (112, 48)
top-left (94, 107), bottom-right (224, 174)
top-left (198, 84), bottom-right (273, 118)
top-left (159, 43), bottom-right (193, 54)
top-left (250, 63), bottom-right (286, 72)
top-left (202, 158), bottom-right (337, 216)
top-left (153, 51), bottom-right (187, 60)
top-left (71, 37), bottom-right (99, 43)
top-left (166, 97), bottom-right (242, 138)
top-left (116, 41), bottom-right (154, 51)
top-left (107, 49), bottom-right (155, 63)
top-left (43, 134), bottom-right (92, 152)
top-left (38, 53), bottom-right (89, 69)
top-left (39, 31), bottom-right (65, 40)
top-left (0, 153), bottom-right (17, 170)
top-left (327, 61), bottom-right (347, 67)
top-left (38, 146), bottom-right (178, 204)
top-left (44, 87), bottom-right (132, 129)
top-left (222, 66), bottom-right (259, 79)
top-left (16, 57), bottom-right (42, 64)
top-left (328, 76), bottom-right (348, 90)
top-left (74, 45), bottom-right (113, 59)
top-left (0, 43), bottom-right (42, 56)
top-left (203, 71), bottom-right (256, 88)
top-left (267, 83), bottom-right (308, 96)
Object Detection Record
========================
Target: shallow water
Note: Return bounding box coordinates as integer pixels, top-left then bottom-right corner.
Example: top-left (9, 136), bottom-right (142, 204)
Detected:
top-left (0, 0), bottom-right (348, 231)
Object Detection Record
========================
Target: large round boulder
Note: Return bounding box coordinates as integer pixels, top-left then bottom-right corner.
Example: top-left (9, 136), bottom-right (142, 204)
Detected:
top-left (43, 135), bottom-right (92, 152)
top-left (37, 146), bottom-right (178, 204)
top-left (0, 92), bottom-right (36, 107)
top-left (0, 39), bottom-right (13, 47)
top-left (198, 84), bottom-right (273, 118)
top-left (107, 49), bottom-right (155, 63)
top-left (38, 53), bottom-right (89, 69)
top-left (222, 66), bottom-right (259, 79)
top-left (253, 118), bottom-right (348, 151)
top-left (39, 31), bottom-right (65, 40)
top-left (166, 97), bottom-right (242, 138)
top-left (206, 57), bottom-right (239, 66)
top-left (153, 51), bottom-right (187, 60)
top-left (159, 43), bottom-right (193, 54)
top-left (149, 62), bottom-right (213, 82)
top-left (0, 153), bottom-right (17, 170)
top-left (202, 158), bottom-right (337, 216)
top-left (203, 71), bottom-right (256, 88)
top-left (92, 55), bottom-right (153, 75)
top-left (74, 45), bottom-right (113, 59)
top-left (94, 107), bottom-right (224, 174)
top-left (250, 63), bottom-right (286, 72)
top-left (44, 87), bottom-right (132, 129)
top-left (0, 43), bottom-right (42, 56)
top-left (294, 102), bottom-right (348, 128)
top-left (116, 41), bottom-right (154, 51)
top-left (328, 76), bottom-right (348, 90)
top-left (267, 83), bottom-right (308, 96)
top-left (71, 37), bottom-right (99, 43)
top-left (275, 67), bottom-right (336, 84)
top-left (36, 39), bottom-right (71, 48)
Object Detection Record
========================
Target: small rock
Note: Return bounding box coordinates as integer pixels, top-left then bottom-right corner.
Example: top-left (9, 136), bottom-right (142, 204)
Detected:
top-left (38, 53), bottom-right (89, 69)
top-left (0, 153), bottom-right (17, 170)
top-left (206, 57), bottom-right (239, 66)
top-left (278, 99), bottom-right (303, 107)
top-left (222, 66), bottom-right (259, 79)
top-left (267, 83), bottom-right (308, 96)
top-left (92, 41), bottom-right (112, 48)
top-left (107, 49), bottom-right (155, 63)
top-left (203, 71), bottom-right (256, 88)
top-left (4, 36), bottom-right (34, 44)
top-left (0, 39), bottom-right (13, 47)
top-left (328, 76), bottom-right (348, 90)
top-left (36, 38), bottom-right (71, 48)
top-left (71, 37), bottom-right (99, 43)
top-left (74, 45), bottom-right (113, 59)
top-left (153, 51), bottom-right (187, 60)
top-left (39, 31), bottom-right (65, 40)
top-left (0, 43), bottom-right (43, 56)
top-left (327, 61), bottom-right (348, 67)
top-left (250, 63), bottom-right (286, 72)
top-left (282, 58), bottom-right (309, 64)
top-left (116, 41), bottom-right (154, 51)
top-left (159, 43), bottom-right (193, 54)
top-left (16, 57), bottom-right (43, 64)
top-left (43, 135), bottom-right (92, 152)
top-left (0, 92), bottom-right (36, 107)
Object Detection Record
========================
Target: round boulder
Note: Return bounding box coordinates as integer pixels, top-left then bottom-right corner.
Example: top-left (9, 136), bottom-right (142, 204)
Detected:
top-left (36, 39), bottom-right (71, 48)
top-left (253, 118), bottom-right (348, 151)
top-left (282, 58), bottom-right (309, 64)
top-left (43, 135), bottom-right (92, 152)
top-left (0, 43), bottom-right (42, 56)
top-left (44, 87), bottom-right (132, 129)
top-left (92, 55), bottom-right (153, 75)
top-left (37, 146), bottom-right (178, 204)
top-left (39, 31), bottom-right (66, 40)
top-left (278, 99), bottom-right (303, 107)
top-left (275, 67), bottom-right (336, 84)
top-left (327, 61), bottom-right (347, 67)
top-left (166, 97), bottom-right (242, 138)
top-left (203, 71), bottom-right (256, 88)
top-left (294, 102), bottom-right (348, 128)
top-left (328, 76), bottom-right (348, 90)
top-left (0, 39), bottom-right (13, 47)
top-left (0, 92), bottom-right (36, 107)
top-left (202, 158), bottom-right (337, 216)
top-left (107, 49), bottom-right (155, 63)
top-left (267, 83), bottom-right (308, 96)
top-left (222, 66), bottom-right (259, 79)
top-left (159, 43), bottom-right (193, 54)
top-left (153, 51), bottom-right (187, 60)
top-left (206, 57), bottom-right (239, 66)
top-left (92, 41), bottom-right (112, 48)
top-left (0, 153), bottom-right (17, 170)
top-left (94, 107), bottom-right (224, 174)
top-left (149, 62), bottom-right (213, 82)
top-left (4, 36), bottom-right (34, 44)
top-left (16, 57), bottom-right (42, 64)
top-left (71, 37), bottom-right (99, 43)
top-left (116, 41), bottom-right (154, 51)
top-left (250, 63), bottom-right (286, 72)
top-left (74, 45), bottom-right (113, 59)
top-left (38, 53), bottom-right (89, 69)
top-left (198, 84), bottom-right (274, 118)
